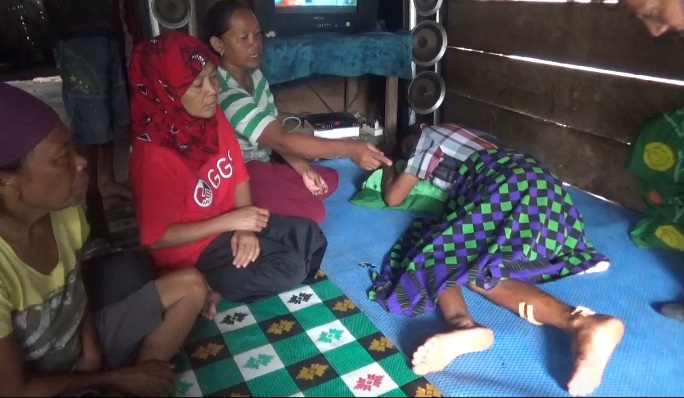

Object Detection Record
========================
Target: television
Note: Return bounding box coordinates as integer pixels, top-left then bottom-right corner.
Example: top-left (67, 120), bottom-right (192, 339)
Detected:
top-left (253, 0), bottom-right (378, 37)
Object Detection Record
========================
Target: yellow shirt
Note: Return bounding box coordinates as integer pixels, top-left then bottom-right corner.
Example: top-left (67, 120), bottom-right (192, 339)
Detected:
top-left (0, 206), bottom-right (89, 373)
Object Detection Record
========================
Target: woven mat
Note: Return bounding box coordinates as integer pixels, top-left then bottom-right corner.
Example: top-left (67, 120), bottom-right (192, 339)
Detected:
top-left (173, 271), bottom-right (441, 397)
top-left (103, 198), bottom-right (441, 397)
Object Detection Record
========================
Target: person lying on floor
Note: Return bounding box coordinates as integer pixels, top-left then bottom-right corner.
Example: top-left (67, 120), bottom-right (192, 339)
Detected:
top-left (373, 122), bottom-right (625, 397)
top-left (0, 83), bottom-right (212, 397)
top-left (204, 0), bottom-right (391, 224)
top-left (127, 31), bottom-right (327, 303)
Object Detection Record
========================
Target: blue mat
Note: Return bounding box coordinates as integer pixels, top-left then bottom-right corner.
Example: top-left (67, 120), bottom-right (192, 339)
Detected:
top-left (315, 158), bottom-right (684, 397)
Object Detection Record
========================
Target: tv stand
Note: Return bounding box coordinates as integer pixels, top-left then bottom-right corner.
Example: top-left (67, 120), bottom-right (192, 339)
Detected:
top-left (260, 30), bottom-right (412, 144)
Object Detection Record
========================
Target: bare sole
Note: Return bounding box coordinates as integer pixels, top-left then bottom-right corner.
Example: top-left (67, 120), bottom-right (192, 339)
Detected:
top-left (567, 316), bottom-right (625, 397)
top-left (411, 327), bottom-right (495, 375)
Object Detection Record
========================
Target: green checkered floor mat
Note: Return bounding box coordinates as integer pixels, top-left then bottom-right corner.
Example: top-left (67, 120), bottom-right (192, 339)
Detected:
top-left (103, 198), bottom-right (441, 397)
top-left (172, 270), bottom-right (442, 397)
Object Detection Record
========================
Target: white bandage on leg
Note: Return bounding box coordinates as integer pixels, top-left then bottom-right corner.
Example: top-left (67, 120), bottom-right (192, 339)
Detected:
top-left (518, 302), bottom-right (543, 325)
top-left (571, 306), bottom-right (596, 317)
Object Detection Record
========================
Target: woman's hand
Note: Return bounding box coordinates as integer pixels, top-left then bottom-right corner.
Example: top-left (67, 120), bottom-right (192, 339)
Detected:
top-left (110, 360), bottom-right (177, 397)
top-left (350, 141), bottom-right (392, 171)
top-left (231, 230), bottom-right (260, 268)
top-left (223, 206), bottom-right (270, 232)
top-left (302, 169), bottom-right (329, 196)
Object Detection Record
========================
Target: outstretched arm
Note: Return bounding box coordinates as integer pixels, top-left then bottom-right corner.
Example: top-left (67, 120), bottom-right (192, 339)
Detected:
top-left (381, 164), bottom-right (420, 207)
top-left (258, 121), bottom-right (392, 171)
top-left (220, 85), bottom-right (392, 171)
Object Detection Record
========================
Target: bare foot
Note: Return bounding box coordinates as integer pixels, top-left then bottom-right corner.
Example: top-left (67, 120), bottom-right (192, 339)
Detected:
top-left (202, 290), bottom-right (221, 320)
top-left (411, 327), bottom-right (495, 375)
top-left (566, 315), bottom-right (625, 397)
top-left (99, 180), bottom-right (132, 200)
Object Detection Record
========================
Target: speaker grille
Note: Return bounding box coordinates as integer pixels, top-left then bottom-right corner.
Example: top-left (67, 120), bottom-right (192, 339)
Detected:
top-left (152, 0), bottom-right (193, 29)
top-left (413, 0), bottom-right (443, 17)
top-left (407, 71), bottom-right (446, 115)
top-left (411, 20), bottom-right (447, 67)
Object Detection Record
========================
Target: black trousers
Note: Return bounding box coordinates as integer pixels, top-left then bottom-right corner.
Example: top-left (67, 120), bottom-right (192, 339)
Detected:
top-left (195, 214), bottom-right (328, 303)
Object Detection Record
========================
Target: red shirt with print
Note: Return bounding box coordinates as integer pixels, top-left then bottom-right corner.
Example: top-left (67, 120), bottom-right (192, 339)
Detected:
top-left (129, 111), bottom-right (249, 270)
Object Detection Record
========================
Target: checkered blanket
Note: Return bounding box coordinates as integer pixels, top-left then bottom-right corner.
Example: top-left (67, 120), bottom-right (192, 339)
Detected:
top-left (172, 270), bottom-right (441, 397)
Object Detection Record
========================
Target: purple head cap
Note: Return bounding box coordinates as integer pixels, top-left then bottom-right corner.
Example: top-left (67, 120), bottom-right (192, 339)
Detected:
top-left (0, 83), bottom-right (60, 167)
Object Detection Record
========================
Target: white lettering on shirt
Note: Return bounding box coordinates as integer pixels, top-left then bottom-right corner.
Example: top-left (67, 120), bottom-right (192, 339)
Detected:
top-left (207, 150), bottom-right (235, 190)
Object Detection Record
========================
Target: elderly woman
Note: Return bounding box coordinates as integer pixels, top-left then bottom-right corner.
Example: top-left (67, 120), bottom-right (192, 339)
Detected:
top-left (127, 31), bottom-right (327, 303)
top-left (0, 83), bottom-right (211, 397)
top-left (204, 0), bottom-right (393, 224)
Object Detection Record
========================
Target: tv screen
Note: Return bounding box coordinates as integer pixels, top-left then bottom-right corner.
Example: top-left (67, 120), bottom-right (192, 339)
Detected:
top-left (274, 0), bottom-right (358, 14)
top-left (254, 0), bottom-right (377, 37)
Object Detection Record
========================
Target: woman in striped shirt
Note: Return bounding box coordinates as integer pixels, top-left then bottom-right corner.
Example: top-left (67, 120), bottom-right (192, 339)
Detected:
top-left (205, 0), bottom-right (392, 224)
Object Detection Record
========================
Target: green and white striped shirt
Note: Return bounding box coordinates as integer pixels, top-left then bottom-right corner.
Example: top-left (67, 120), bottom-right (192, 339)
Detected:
top-left (217, 67), bottom-right (278, 162)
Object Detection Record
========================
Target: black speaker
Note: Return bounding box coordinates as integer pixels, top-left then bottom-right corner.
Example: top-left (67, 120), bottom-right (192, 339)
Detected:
top-left (136, 0), bottom-right (256, 41)
top-left (412, 20), bottom-right (447, 67)
top-left (408, 71), bottom-right (445, 115)
top-left (137, 0), bottom-right (199, 40)
top-left (378, 0), bottom-right (447, 136)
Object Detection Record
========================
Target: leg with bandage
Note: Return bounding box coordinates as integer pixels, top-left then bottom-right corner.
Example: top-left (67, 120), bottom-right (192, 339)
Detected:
top-left (469, 279), bottom-right (624, 397)
top-left (517, 302), bottom-right (596, 326)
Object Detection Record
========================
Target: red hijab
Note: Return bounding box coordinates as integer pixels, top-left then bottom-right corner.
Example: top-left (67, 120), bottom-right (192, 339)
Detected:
top-left (128, 31), bottom-right (220, 171)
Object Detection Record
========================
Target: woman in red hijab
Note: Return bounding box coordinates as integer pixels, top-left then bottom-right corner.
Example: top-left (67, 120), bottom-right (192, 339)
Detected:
top-left (128, 31), bottom-right (327, 303)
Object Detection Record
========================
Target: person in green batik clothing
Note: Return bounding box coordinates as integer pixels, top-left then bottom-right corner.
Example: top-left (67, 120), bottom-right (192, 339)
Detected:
top-left (624, 0), bottom-right (684, 323)
top-left (626, 109), bottom-right (684, 252)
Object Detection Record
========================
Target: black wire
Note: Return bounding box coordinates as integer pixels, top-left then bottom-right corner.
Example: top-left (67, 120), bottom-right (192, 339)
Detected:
top-left (305, 81), bottom-right (335, 113)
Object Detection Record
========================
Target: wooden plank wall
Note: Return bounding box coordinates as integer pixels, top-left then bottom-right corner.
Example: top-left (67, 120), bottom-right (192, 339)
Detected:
top-left (442, 0), bottom-right (684, 211)
top-left (271, 76), bottom-right (371, 118)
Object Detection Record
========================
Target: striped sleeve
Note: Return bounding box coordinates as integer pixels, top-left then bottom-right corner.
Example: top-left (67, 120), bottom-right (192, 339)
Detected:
top-left (218, 88), bottom-right (276, 145)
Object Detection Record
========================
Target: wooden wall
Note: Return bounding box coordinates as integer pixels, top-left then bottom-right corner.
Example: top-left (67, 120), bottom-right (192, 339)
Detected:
top-left (271, 76), bottom-right (376, 123)
top-left (442, 0), bottom-right (684, 211)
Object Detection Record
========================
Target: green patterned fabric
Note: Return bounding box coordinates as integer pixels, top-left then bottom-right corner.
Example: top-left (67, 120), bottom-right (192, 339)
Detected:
top-left (370, 149), bottom-right (606, 316)
top-left (625, 108), bottom-right (684, 251)
top-left (173, 270), bottom-right (440, 397)
top-left (350, 161), bottom-right (448, 215)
